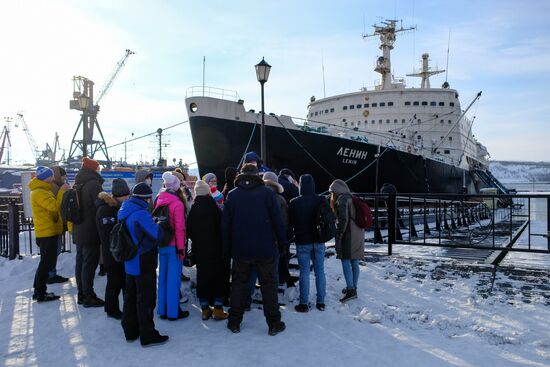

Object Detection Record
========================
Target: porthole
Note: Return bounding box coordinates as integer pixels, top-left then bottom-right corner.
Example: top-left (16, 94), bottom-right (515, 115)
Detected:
top-left (190, 102), bottom-right (198, 113)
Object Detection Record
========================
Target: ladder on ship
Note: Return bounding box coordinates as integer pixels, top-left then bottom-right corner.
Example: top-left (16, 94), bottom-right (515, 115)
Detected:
top-left (473, 168), bottom-right (510, 195)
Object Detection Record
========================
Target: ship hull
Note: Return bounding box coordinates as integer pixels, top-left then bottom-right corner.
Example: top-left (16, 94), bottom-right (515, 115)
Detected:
top-left (189, 116), bottom-right (478, 194)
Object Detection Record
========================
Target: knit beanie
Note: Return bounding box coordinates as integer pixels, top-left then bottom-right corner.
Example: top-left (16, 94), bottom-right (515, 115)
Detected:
top-left (36, 166), bottom-right (53, 181)
top-left (82, 157), bottom-right (100, 171)
top-left (240, 163), bottom-right (258, 176)
top-left (132, 182), bottom-right (153, 199)
top-left (162, 171), bottom-right (180, 191)
top-left (202, 173), bottom-right (217, 186)
top-left (210, 186), bottom-right (224, 206)
top-left (194, 180), bottom-right (211, 197)
top-left (244, 151), bottom-right (261, 163)
top-left (111, 178), bottom-right (130, 197)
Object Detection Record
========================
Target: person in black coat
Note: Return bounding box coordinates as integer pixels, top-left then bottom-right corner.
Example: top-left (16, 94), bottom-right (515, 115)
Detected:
top-left (278, 168), bottom-right (299, 204)
top-left (187, 180), bottom-right (228, 321)
top-left (222, 164), bottom-right (287, 336)
top-left (73, 157), bottom-right (105, 308)
top-left (95, 179), bottom-right (130, 319)
top-left (289, 174), bottom-right (327, 312)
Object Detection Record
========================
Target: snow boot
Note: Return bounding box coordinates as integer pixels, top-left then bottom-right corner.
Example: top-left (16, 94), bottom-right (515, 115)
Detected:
top-left (227, 321), bottom-right (240, 334)
top-left (201, 307), bottom-right (213, 320)
top-left (339, 288), bottom-right (357, 303)
top-left (268, 321), bottom-right (286, 336)
top-left (294, 304), bottom-right (309, 313)
top-left (316, 303), bottom-right (326, 311)
top-left (212, 307), bottom-right (228, 321)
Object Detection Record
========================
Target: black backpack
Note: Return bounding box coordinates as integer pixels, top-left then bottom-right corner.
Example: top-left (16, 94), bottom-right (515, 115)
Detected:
top-left (152, 205), bottom-right (174, 247)
top-left (61, 186), bottom-right (83, 224)
top-left (109, 219), bottom-right (140, 262)
top-left (315, 196), bottom-right (336, 243)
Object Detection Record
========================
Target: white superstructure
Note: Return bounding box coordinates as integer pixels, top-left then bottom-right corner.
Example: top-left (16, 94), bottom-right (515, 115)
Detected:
top-left (305, 20), bottom-right (488, 170)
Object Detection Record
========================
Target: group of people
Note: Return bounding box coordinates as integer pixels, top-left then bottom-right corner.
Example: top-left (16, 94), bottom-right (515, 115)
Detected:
top-left (28, 152), bottom-right (366, 347)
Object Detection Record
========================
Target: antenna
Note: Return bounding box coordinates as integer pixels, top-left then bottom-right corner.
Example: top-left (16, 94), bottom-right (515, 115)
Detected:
top-left (202, 56), bottom-right (206, 96)
top-left (322, 52), bottom-right (326, 98)
top-left (445, 29), bottom-right (451, 83)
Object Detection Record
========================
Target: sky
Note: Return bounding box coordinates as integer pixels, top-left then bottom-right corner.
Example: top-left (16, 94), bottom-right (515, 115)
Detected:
top-left (1, 0), bottom-right (549, 166)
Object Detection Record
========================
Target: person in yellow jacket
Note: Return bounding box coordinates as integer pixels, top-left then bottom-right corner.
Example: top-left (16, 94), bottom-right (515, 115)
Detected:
top-left (30, 166), bottom-right (69, 302)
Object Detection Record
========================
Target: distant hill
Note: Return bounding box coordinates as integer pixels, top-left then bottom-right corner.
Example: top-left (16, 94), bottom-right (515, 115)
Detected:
top-left (489, 160), bottom-right (550, 183)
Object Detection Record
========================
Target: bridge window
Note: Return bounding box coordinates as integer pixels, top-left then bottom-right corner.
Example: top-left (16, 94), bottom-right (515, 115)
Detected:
top-left (402, 119), bottom-right (406, 123)
top-left (388, 102), bottom-right (394, 106)
top-left (350, 105), bottom-right (355, 109)
top-left (356, 104), bottom-right (362, 109)
top-left (430, 101), bottom-right (436, 106)
top-left (325, 109), bottom-right (329, 113)
top-left (450, 102), bottom-right (455, 107)
top-left (314, 112), bottom-right (318, 116)
top-left (330, 108), bottom-right (334, 112)
top-left (386, 119), bottom-right (390, 123)
top-left (405, 101), bottom-right (411, 106)
top-left (343, 106), bottom-right (348, 110)
top-left (439, 102), bottom-right (444, 106)
top-left (394, 119), bottom-right (398, 123)
top-left (380, 102), bottom-right (386, 107)
top-left (364, 103), bottom-right (369, 108)
top-left (371, 103), bottom-right (378, 107)
top-left (444, 149), bottom-right (450, 154)
top-left (421, 101), bottom-right (428, 106)
top-left (413, 101), bottom-right (419, 106)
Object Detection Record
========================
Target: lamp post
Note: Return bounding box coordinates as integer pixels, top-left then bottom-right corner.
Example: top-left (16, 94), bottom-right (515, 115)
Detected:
top-left (255, 57), bottom-right (271, 165)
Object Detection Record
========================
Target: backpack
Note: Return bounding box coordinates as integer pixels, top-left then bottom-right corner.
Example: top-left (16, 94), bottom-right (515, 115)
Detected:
top-left (60, 186), bottom-right (83, 224)
top-left (152, 205), bottom-right (174, 247)
top-left (315, 196), bottom-right (336, 243)
top-left (351, 195), bottom-right (373, 229)
top-left (109, 219), bottom-right (139, 262)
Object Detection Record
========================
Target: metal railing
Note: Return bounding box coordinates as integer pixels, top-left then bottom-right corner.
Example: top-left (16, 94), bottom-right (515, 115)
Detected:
top-left (185, 86), bottom-right (241, 101)
top-left (356, 193), bottom-right (550, 260)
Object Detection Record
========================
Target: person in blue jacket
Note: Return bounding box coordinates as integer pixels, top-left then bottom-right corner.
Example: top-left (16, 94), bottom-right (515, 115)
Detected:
top-left (222, 163), bottom-right (287, 336)
top-left (118, 183), bottom-right (168, 347)
top-left (243, 151), bottom-right (270, 173)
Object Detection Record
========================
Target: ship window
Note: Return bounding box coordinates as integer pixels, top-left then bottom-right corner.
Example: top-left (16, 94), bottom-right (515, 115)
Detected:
top-left (394, 119), bottom-right (398, 123)
top-left (440, 136), bottom-right (444, 139)
top-left (364, 103), bottom-right (369, 108)
top-left (343, 106), bottom-right (348, 110)
top-left (386, 119), bottom-right (390, 124)
top-left (413, 101), bottom-right (419, 106)
top-left (449, 136), bottom-right (453, 141)
top-left (439, 102), bottom-right (444, 106)
top-left (418, 119), bottom-right (421, 123)
top-left (421, 101), bottom-right (428, 106)
top-left (450, 102), bottom-right (455, 107)
top-left (350, 105), bottom-right (355, 109)
top-left (380, 102), bottom-right (386, 107)
top-left (325, 109), bottom-right (329, 113)
top-left (430, 101), bottom-right (436, 106)
top-left (319, 111), bottom-right (323, 115)
top-left (448, 120), bottom-right (452, 124)
top-left (388, 102), bottom-right (394, 106)
top-left (440, 119), bottom-right (444, 123)
top-left (356, 104), bottom-right (361, 109)
top-left (357, 121), bottom-right (361, 126)
top-left (372, 120), bottom-right (375, 124)
top-left (315, 112), bottom-right (318, 116)
top-left (310, 113), bottom-right (313, 117)
top-left (417, 135), bottom-right (422, 140)
top-left (342, 118), bottom-right (346, 122)
top-left (344, 122), bottom-right (348, 126)
top-left (371, 103), bottom-right (378, 107)
top-left (402, 119), bottom-right (405, 123)
top-left (379, 120), bottom-right (382, 124)
top-left (190, 102), bottom-right (198, 113)
top-left (330, 108), bottom-right (335, 112)
top-left (405, 101), bottom-right (411, 106)
top-left (444, 149), bottom-right (450, 154)
top-left (351, 122), bottom-right (354, 126)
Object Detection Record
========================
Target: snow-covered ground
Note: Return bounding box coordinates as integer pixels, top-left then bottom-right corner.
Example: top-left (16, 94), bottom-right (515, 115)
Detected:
top-left (1, 241), bottom-right (549, 367)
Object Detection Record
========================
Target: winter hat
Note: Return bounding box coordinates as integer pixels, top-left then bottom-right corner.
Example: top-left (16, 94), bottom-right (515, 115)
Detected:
top-left (111, 178), bottom-right (130, 197)
top-left (328, 179), bottom-right (351, 195)
top-left (135, 170), bottom-right (153, 184)
top-left (244, 151), bottom-right (261, 164)
top-left (82, 157), bottom-right (100, 171)
top-left (262, 171), bottom-right (278, 183)
top-left (210, 186), bottom-right (224, 206)
top-left (194, 180), bottom-right (211, 197)
top-left (240, 163), bottom-right (258, 176)
top-left (131, 182), bottom-right (153, 199)
top-left (162, 171), bottom-right (181, 191)
top-left (202, 173), bottom-right (217, 186)
top-left (172, 171), bottom-right (185, 184)
top-left (36, 166), bottom-right (54, 181)
top-left (262, 171), bottom-right (284, 193)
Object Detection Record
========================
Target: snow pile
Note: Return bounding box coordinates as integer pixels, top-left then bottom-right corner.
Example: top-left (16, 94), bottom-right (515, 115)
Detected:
top-left (1, 248), bottom-right (549, 366)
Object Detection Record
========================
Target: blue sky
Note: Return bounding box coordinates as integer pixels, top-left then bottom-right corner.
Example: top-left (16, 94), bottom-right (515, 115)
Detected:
top-left (1, 0), bottom-right (549, 166)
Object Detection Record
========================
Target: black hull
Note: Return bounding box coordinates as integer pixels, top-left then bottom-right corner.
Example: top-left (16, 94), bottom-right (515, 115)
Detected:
top-left (189, 116), bottom-right (481, 194)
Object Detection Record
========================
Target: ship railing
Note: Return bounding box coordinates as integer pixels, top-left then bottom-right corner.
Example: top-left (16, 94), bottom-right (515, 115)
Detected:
top-left (352, 192), bottom-right (549, 264)
top-left (186, 86), bottom-right (241, 101)
top-left (0, 196), bottom-right (72, 260)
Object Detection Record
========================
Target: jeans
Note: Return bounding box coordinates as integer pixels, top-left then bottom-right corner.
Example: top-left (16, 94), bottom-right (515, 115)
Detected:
top-left (157, 246), bottom-right (182, 319)
top-left (199, 297), bottom-right (224, 308)
top-left (33, 236), bottom-right (59, 296)
top-left (341, 259), bottom-right (360, 289)
top-left (48, 235), bottom-right (62, 278)
top-left (296, 244), bottom-right (326, 304)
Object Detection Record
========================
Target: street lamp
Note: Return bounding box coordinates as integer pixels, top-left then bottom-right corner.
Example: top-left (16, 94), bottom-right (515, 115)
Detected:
top-left (255, 57), bottom-right (271, 165)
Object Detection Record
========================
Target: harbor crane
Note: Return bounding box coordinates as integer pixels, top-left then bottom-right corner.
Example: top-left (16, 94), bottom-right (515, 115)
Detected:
top-left (14, 112), bottom-right (41, 161)
top-left (67, 49), bottom-right (135, 166)
top-left (0, 122), bottom-right (12, 165)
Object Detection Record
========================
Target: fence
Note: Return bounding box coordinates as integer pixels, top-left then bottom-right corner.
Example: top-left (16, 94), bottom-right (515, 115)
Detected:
top-left (0, 196), bottom-right (72, 260)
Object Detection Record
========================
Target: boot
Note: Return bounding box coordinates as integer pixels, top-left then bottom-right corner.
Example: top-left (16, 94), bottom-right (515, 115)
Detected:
top-left (268, 321), bottom-right (286, 336)
top-left (227, 321), bottom-right (240, 334)
top-left (201, 307), bottom-right (213, 321)
top-left (36, 293), bottom-right (60, 303)
top-left (339, 288), bottom-right (357, 303)
top-left (83, 294), bottom-right (105, 308)
top-left (141, 332), bottom-right (169, 347)
top-left (77, 293), bottom-right (84, 305)
top-left (47, 275), bottom-right (69, 284)
top-left (294, 304), bottom-right (309, 313)
top-left (168, 308), bottom-right (189, 321)
top-left (212, 307), bottom-right (228, 321)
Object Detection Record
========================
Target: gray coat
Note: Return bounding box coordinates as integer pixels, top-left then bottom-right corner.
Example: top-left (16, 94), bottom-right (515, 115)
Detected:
top-left (329, 179), bottom-right (365, 260)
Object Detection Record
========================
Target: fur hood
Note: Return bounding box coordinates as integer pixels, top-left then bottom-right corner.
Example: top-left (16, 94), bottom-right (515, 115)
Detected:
top-left (97, 191), bottom-right (118, 207)
top-left (264, 179), bottom-right (284, 194)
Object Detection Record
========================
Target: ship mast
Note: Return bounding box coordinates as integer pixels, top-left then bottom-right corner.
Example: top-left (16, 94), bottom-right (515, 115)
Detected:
top-left (406, 53), bottom-right (445, 88)
top-left (363, 20), bottom-right (415, 90)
